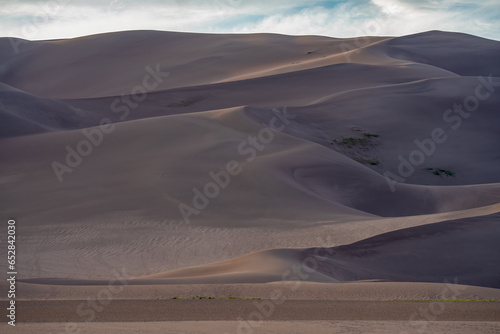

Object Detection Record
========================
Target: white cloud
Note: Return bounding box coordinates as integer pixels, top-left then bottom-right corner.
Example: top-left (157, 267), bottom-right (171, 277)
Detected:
top-left (231, 0), bottom-right (500, 40)
top-left (371, 0), bottom-right (408, 15)
top-left (0, 1), bottom-right (243, 40)
top-left (0, 0), bottom-right (498, 41)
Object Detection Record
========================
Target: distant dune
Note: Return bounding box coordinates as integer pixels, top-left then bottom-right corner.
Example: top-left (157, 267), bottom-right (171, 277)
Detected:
top-left (0, 30), bottom-right (499, 297)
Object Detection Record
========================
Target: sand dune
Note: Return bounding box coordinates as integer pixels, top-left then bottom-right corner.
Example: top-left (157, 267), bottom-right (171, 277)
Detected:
top-left (386, 31), bottom-right (500, 76)
top-left (0, 82), bottom-right (97, 138)
top-left (2, 30), bottom-right (496, 100)
top-left (0, 31), bottom-right (387, 99)
top-left (128, 212), bottom-right (499, 288)
top-left (1, 30), bottom-right (499, 300)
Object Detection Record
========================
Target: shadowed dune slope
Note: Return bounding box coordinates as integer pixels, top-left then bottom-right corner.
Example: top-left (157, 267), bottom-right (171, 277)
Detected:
top-left (137, 213), bottom-right (500, 288)
top-left (0, 83), bottom-right (100, 138)
top-left (2, 106), bottom-right (500, 228)
top-left (246, 76), bottom-right (500, 186)
top-left (0, 61), bottom-right (458, 138)
top-left (386, 31), bottom-right (500, 76)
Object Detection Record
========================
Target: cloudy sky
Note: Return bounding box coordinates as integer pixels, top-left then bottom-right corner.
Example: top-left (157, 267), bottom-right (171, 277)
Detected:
top-left (1, 0), bottom-right (499, 41)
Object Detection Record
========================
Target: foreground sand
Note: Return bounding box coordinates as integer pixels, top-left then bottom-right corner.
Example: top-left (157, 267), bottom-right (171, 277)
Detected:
top-left (5, 299), bottom-right (500, 322)
top-left (2, 281), bottom-right (499, 331)
top-left (5, 282), bottom-right (500, 301)
top-left (3, 321), bottom-right (500, 334)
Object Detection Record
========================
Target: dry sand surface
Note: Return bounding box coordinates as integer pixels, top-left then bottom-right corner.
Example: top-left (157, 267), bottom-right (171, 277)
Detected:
top-left (3, 299), bottom-right (500, 322)
top-left (1, 29), bottom-right (500, 332)
top-left (5, 281), bottom-right (500, 301)
top-left (2, 321), bottom-right (500, 334)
